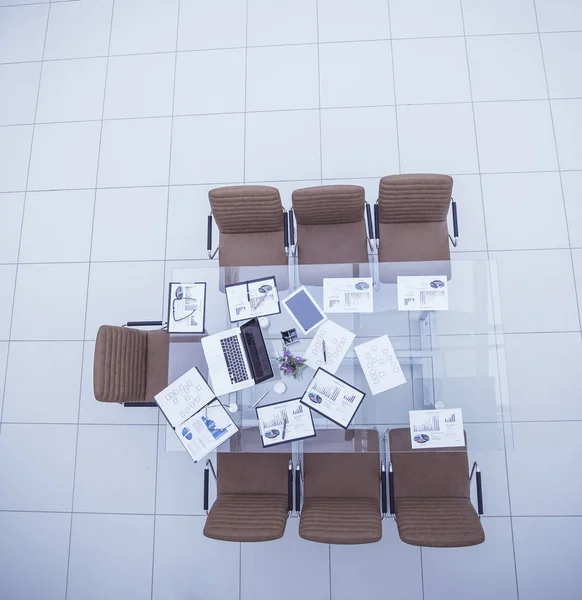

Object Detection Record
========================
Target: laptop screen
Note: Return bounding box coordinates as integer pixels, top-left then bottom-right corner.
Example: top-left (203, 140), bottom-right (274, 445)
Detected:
top-left (240, 318), bottom-right (274, 384)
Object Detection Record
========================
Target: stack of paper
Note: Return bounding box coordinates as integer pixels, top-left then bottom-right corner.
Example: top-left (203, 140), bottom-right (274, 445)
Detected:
top-left (354, 335), bottom-right (406, 395)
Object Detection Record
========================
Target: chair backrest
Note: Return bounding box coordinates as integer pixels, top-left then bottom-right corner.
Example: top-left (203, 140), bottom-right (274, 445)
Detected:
top-left (209, 185), bottom-right (284, 233)
top-left (216, 452), bottom-right (291, 496)
top-left (389, 428), bottom-right (470, 499)
top-left (292, 185), bottom-right (365, 225)
top-left (303, 429), bottom-right (380, 501)
top-left (94, 325), bottom-right (148, 403)
top-left (378, 174), bottom-right (453, 224)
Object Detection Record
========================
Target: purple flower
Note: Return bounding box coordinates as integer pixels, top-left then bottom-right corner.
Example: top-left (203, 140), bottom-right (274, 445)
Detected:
top-left (295, 356), bottom-right (304, 363)
top-left (283, 349), bottom-right (291, 358)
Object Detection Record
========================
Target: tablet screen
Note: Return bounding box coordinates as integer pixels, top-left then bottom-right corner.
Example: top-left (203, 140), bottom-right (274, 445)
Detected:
top-left (283, 288), bottom-right (326, 333)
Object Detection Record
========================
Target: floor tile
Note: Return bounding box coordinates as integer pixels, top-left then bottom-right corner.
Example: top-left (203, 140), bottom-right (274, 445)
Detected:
top-left (44, 0), bottom-right (113, 60)
top-left (28, 121), bottom-right (101, 190)
top-left (422, 518), bottom-right (518, 600)
top-left (330, 519), bottom-right (422, 600)
top-left (461, 0), bottom-right (538, 34)
top-left (389, 0), bottom-right (464, 38)
top-left (0, 62), bottom-right (41, 126)
top-left (507, 421), bottom-right (582, 515)
top-left (491, 249), bottom-right (579, 333)
top-left (240, 517), bottom-right (330, 600)
top-left (247, 0), bottom-right (318, 46)
top-left (110, 0), bottom-right (179, 55)
top-left (78, 341), bottom-right (160, 425)
top-left (449, 175), bottom-right (487, 252)
top-left (0, 423), bottom-right (76, 511)
top-left (0, 125), bottom-right (33, 192)
top-left (166, 184), bottom-right (221, 260)
top-left (321, 106), bottom-right (398, 178)
top-left (474, 101), bottom-right (558, 173)
top-left (19, 189), bottom-right (94, 263)
top-left (171, 113), bottom-right (244, 184)
top-left (0, 265), bottom-right (16, 340)
top-left (551, 99), bottom-right (582, 170)
top-left (174, 49), bottom-right (245, 116)
top-left (11, 262), bottom-right (88, 341)
top-left (541, 33), bottom-right (582, 99)
top-left (535, 0), bottom-right (582, 32)
top-left (467, 34), bottom-right (547, 102)
top-left (67, 513), bottom-right (154, 600)
top-left (98, 117), bottom-right (172, 187)
top-left (246, 45), bottom-right (319, 111)
top-left (505, 332), bottom-right (582, 421)
top-left (513, 516), bottom-right (582, 600)
top-left (0, 4), bottom-right (49, 63)
top-left (36, 57), bottom-right (107, 123)
top-left (153, 515), bottom-right (240, 600)
top-left (0, 341), bottom-right (7, 413)
top-left (572, 249), bottom-right (582, 318)
top-left (320, 41), bottom-right (394, 108)
top-left (85, 261), bottom-right (165, 341)
top-left (393, 37), bottom-right (471, 104)
top-left (91, 187), bottom-right (168, 261)
top-left (104, 53), bottom-right (175, 119)
top-left (318, 0), bottom-right (390, 42)
top-left (398, 103), bottom-right (478, 174)
top-left (0, 192), bottom-right (24, 263)
top-left (0, 512), bottom-right (70, 600)
top-left (482, 173), bottom-right (569, 250)
top-left (562, 171), bottom-right (582, 247)
top-left (178, 0), bottom-right (246, 51)
top-left (155, 426), bottom-right (213, 515)
top-left (3, 341), bottom-right (82, 423)
top-left (73, 424), bottom-right (157, 513)
top-left (246, 110), bottom-right (321, 181)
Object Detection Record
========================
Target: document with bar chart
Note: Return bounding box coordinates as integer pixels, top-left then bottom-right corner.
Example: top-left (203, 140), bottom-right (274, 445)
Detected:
top-left (300, 368), bottom-right (366, 429)
top-left (409, 408), bottom-right (464, 449)
top-left (256, 398), bottom-right (316, 447)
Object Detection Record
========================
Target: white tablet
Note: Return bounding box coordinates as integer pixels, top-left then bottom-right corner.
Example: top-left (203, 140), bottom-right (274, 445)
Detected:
top-left (281, 286), bottom-right (327, 334)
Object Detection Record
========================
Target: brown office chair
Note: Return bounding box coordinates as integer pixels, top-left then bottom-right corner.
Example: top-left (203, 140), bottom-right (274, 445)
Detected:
top-left (207, 185), bottom-right (289, 267)
top-left (297, 429), bottom-right (385, 544)
top-left (388, 427), bottom-right (484, 548)
top-left (203, 429), bottom-right (293, 542)
top-left (93, 322), bottom-right (168, 407)
top-left (374, 174), bottom-right (458, 281)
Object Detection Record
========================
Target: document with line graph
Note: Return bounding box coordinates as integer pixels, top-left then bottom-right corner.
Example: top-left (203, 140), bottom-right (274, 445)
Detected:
top-left (409, 408), bottom-right (464, 449)
top-left (300, 368), bottom-right (366, 429)
top-left (225, 276), bottom-right (280, 322)
top-left (256, 398), bottom-right (316, 447)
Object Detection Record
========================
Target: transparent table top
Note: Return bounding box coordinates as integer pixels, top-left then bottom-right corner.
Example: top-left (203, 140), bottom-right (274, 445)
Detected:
top-left (167, 258), bottom-right (508, 453)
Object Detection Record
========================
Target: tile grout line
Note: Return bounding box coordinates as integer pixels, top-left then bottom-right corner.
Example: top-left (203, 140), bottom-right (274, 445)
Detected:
top-left (63, 1), bottom-right (117, 598)
top-left (386, 0), bottom-right (402, 175)
top-left (315, 0), bottom-right (323, 185)
top-left (0, 0), bottom-right (52, 437)
top-left (242, 0), bottom-right (248, 187)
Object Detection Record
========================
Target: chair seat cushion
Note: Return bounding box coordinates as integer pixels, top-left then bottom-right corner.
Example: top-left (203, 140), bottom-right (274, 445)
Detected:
top-left (219, 230), bottom-right (287, 267)
top-left (395, 497), bottom-right (485, 547)
top-left (299, 497), bottom-right (382, 544)
top-left (204, 494), bottom-right (288, 542)
top-left (297, 221), bottom-right (368, 265)
top-left (379, 221), bottom-right (450, 263)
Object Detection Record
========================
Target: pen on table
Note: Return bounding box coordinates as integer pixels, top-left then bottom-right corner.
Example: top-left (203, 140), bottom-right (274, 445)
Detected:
top-left (282, 417), bottom-right (287, 440)
top-left (322, 339), bottom-right (327, 363)
top-left (252, 390), bottom-right (269, 408)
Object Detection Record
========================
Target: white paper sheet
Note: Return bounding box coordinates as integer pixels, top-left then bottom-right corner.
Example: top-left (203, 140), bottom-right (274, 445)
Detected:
top-left (354, 335), bottom-right (406, 395)
top-left (409, 408), bottom-right (464, 449)
top-left (300, 368), bottom-right (365, 428)
top-left (304, 320), bottom-right (356, 374)
top-left (257, 398), bottom-right (315, 446)
top-left (155, 367), bottom-right (216, 428)
top-left (168, 282), bottom-right (206, 332)
top-left (175, 399), bottom-right (238, 463)
top-left (225, 277), bottom-right (280, 322)
top-left (323, 277), bottom-right (374, 313)
top-left (397, 276), bottom-right (449, 311)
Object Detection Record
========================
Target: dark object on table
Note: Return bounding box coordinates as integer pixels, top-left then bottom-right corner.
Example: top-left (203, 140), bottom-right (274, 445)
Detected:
top-left (281, 328), bottom-right (300, 345)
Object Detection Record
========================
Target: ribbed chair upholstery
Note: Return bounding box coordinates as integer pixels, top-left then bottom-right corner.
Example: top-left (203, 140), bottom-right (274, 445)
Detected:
top-left (292, 185), bottom-right (368, 265)
top-left (299, 429), bottom-right (382, 545)
top-left (204, 446), bottom-right (292, 543)
top-left (389, 428), bottom-right (485, 548)
top-left (93, 325), bottom-right (169, 403)
top-left (209, 185), bottom-right (287, 267)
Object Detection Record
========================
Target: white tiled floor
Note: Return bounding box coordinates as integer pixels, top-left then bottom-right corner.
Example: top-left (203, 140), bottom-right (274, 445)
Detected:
top-left (0, 0), bottom-right (581, 599)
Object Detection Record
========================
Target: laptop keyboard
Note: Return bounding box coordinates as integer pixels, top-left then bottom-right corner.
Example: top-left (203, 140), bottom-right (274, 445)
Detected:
top-left (220, 335), bottom-right (250, 384)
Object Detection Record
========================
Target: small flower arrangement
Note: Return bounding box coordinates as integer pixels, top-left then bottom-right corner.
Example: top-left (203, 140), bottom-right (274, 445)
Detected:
top-left (277, 347), bottom-right (307, 379)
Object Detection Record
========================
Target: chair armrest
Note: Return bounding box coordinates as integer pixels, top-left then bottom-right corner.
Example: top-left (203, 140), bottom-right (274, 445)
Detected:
top-left (289, 208), bottom-right (296, 256)
top-left (470, 461), bottom-right (483, 516)
top-left (204, 459), bottom-right (217, 514)
top-left (207, 213), bottom-right (218, 259)
top-left (295, 461), bottom-right (301, 514)
top-left (388, 462), bottom-right (395, 516)
top-left (374, 202), bottom-right (379, 248)
top-left (381, 462), bottom-right (387, 515)
top-left (125, 321), bottom-right (163, 328)
top-left (283, 210), bottom-right (289, 253)
top-left (448, 199), bottom-right (459, 247)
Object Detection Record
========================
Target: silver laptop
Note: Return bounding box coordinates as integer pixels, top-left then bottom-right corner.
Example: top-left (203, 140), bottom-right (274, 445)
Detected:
top-left (201, 318), bottom-right (273, 396)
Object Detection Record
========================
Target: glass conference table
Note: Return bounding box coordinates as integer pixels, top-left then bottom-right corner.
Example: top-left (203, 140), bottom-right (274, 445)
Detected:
top-left (166, 258), bottom-right (506, 454)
